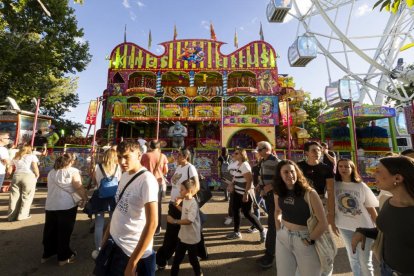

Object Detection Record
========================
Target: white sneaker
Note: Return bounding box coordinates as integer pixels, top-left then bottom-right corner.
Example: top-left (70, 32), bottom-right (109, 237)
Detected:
top-left (91, 250), bottom-right (99, 260)
top-left (224, 217), bottom-right (233, 225)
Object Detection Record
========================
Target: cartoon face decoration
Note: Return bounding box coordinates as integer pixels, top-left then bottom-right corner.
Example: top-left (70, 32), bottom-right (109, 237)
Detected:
top-left (179, 43), bottom-right (205, 64)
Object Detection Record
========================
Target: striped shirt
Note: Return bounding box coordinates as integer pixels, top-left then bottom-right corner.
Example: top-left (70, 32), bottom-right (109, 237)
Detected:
top-left (259, 154), bottom-right (280, 186)
top-left (233, 161), bottom-right (252, 195)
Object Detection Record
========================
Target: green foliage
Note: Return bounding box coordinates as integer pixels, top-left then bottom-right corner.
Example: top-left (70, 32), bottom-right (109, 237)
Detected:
top-left (302, 97), bottom-right (327, 139)
top-left (53, 118), bottom-right (85, 137)
top-left (373, 0), bottom-right (414, 13)
top-left (0, 0), bottom-right (91, 119)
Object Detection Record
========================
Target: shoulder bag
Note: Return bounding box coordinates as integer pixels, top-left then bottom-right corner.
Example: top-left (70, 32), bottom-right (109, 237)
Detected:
top-left (371, 195), bottom-right (391, 262)
top-left (306, 190), bottom-right (337, 275)
top-left (53, 170), bottom-right (84, 206)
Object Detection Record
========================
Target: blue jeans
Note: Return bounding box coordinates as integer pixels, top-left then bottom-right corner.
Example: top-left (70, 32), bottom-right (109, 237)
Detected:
top-left (94, 212), bottom-right (113, 251)
top-left (380, 261), bottom-right (408, 276)
top-left (339, 228), bottom-right (374, 276)
top-left (276, 225), bottom-right (321, 276)
top-left (96, 238), bottom-right (156, 276)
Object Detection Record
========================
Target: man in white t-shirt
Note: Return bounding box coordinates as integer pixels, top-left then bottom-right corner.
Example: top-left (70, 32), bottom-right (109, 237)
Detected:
top-left (0, 132), bottom-right (11, 192)
top-left (97, 141), bottom-right (158, 276)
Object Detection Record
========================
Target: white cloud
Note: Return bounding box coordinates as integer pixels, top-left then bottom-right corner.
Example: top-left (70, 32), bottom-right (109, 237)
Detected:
top-left (250, 17), bottom-right (258, 24)
top-left (129, 11), bottom-right (136, 21)
top-left (283, 0), bottom-right (312, 23)
top-left (201, 20), bottom-right (209, 30)
top-left (356, 4), bottom-right (370, 17)
top-left (155, 46), bottom-right (164, 54)
top-left (74, 37), bottom-right (86, 44)
top-left (137, 1), bottom-right (145, 8)
top-left (122, 0), bottom-right (130, 8)
top-left (239, 26), bottom-right (245, 31)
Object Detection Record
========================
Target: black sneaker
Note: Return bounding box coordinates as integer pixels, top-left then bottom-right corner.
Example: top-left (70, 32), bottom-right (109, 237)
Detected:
top-left (259, 255), bottom-right (274, 269)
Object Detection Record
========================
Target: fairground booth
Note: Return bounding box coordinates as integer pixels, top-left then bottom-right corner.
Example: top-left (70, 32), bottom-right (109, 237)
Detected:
top-left (319, 79), bottom-right (401, 189)
top-left (101, 33), bottom-right (285, 186)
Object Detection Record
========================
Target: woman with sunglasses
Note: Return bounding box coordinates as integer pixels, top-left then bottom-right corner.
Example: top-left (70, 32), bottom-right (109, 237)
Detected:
top-left (225, 147), bottom-right (267, 242)
top-left (156, 148), bottom-right (200, 270)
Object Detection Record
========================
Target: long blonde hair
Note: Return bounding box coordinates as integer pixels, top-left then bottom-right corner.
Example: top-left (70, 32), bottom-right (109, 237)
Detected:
top-left (14, 144), bottom-right (33, 160)
top-left (101, 149), bottom-right (118, 174)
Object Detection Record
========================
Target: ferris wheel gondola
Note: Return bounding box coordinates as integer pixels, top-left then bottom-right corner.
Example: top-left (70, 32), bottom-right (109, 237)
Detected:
top-left (267, 0), bottom-right (414, 105)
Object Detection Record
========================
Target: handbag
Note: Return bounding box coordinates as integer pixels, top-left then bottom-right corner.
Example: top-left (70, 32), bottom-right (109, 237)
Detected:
top-left (71, 192), bottom-right (83, 205)
top-left (306, 190), bottom-right (337, 275)
top-left (371, 195), bottom-right (390, 262)
top-left (372, 230), bottom-right (384, 262)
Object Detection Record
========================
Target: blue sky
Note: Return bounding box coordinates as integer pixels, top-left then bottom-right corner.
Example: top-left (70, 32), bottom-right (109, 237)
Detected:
top-left (66, 0), bottom-right (406, 129)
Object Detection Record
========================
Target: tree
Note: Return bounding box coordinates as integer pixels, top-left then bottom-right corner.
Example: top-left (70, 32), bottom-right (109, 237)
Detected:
top-left (0, 0), bottom-right (91, 118)
top-left (302, 97), bottom-right (327, 139)
top-left (373, 0), bottom-right (414, 13)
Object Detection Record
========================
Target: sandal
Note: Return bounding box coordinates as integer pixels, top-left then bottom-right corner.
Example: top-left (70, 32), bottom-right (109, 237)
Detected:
top-left (58, 252), bottom-right (77, 266)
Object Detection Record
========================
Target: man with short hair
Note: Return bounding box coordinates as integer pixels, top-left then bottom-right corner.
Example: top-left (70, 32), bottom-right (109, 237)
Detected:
top-left (297, 141), bottom-right (338, 242)
top-left (256, 141), bottom-right (280, 269)
top-left (96, 141), bottom-right (158, 276)
top-left (321, 142), bottom-right (336, 174)
top-left (0, 132), bottom-right (10, 192)
top-left (141, 140), bottom-right (169, 235)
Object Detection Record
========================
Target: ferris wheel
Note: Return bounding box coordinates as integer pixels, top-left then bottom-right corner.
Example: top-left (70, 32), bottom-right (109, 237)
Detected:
top-left (267, 0), bottom-right (414, 105)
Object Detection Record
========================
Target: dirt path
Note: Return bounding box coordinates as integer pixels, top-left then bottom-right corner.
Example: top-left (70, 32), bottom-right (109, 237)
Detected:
top-left (0, 189), bottom-right (359, 275)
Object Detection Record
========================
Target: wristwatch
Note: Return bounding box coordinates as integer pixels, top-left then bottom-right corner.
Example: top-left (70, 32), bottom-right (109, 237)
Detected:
top-left (303, 238), bottom-right (315, 245)
top-left (173, 219), bottom-right (178, 225)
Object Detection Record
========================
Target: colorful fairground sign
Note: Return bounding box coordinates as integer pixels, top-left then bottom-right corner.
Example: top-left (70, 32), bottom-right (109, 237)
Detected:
top-left (318, 105), bottom-right (396, 124)
top-left (108, 40), bottom-right (277, 71)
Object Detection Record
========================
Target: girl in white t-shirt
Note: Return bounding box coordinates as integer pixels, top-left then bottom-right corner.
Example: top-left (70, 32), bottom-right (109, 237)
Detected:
top-left (7, 144), bottom-right (39, 221)
top-left (334, 158), bottom-right (378, 276)
top-left (156, 148), bottom-right (200, 269)
top-left (168, 178), bottom-right (202, 276)
top-left (90, 149), bottom-right (122, 259)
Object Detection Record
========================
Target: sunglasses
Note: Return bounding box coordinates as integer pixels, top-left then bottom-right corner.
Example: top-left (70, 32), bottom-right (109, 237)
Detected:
top-left (233, 152), bottom-right (240, 155)
top-left (259, 147), bottom-right (267, 151)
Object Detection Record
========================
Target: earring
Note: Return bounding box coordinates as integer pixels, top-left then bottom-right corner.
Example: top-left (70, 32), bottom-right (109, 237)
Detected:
top-left (393, 182), bottom-right (398, 186)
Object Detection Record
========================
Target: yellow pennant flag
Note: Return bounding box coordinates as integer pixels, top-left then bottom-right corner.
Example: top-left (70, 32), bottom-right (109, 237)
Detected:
top-left (234, 29), bottom-right (239, 48)
top-left (400, 42), bottom-right (414, 51)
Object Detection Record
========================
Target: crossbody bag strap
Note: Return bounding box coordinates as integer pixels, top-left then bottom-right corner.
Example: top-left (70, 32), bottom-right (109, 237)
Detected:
top-left (117, 169), bottom-right (147, 204)
top-left (306, 190), bottom-right (315, 216)
top-left (187, 164), bottom-right (191, 180)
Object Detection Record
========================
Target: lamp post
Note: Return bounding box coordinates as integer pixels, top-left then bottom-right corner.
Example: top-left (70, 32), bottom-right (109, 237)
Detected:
top-left (286, 97), bottom-right (292, 160)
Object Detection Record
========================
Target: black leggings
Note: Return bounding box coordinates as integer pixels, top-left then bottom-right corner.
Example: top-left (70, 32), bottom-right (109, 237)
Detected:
top-left (232, 192), bottom-right (264, 233)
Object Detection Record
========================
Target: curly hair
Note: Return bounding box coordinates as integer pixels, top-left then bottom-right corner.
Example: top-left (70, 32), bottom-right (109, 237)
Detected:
top-left (117, 141), bottom-right (141, 155)
top-left (273, 159), bottom-right (312, 197)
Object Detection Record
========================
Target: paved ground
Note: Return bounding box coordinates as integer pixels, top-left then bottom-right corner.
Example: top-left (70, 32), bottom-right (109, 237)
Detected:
top-left (0, 188), bottom-right (377, 276)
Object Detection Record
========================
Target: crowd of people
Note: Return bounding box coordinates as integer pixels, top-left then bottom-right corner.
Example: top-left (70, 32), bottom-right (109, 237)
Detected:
top-left (1, 130), bottom-right (414, 276)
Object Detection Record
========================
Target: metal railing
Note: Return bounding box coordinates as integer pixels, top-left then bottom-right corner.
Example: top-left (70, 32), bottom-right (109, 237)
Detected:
top-left (128, 77), bottom-right (156, 90)
top-left (112, 102), bottom-right (261, 118)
